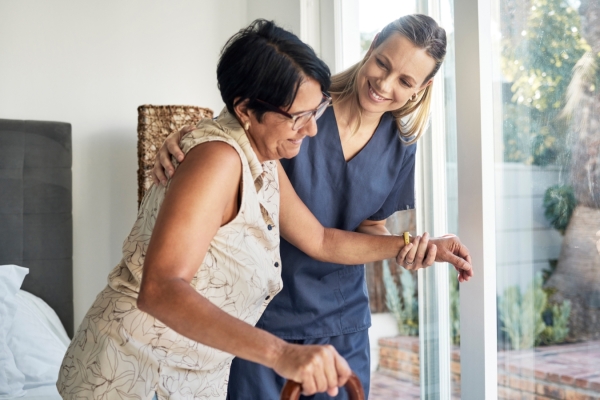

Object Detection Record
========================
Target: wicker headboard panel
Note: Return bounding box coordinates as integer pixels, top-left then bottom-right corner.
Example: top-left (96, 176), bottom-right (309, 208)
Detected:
top-left (0, 119), bottom-right (73, 337)
top-left (137, 105), bottom-right (214, 206)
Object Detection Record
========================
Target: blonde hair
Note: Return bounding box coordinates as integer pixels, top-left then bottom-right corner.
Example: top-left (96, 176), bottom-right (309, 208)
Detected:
top-left (329, 14), bottom-right (447, 144)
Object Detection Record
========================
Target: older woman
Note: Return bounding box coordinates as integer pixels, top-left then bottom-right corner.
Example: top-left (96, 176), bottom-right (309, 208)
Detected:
top-left (152, 14), bottom-right (473, 400)
top-left (57, 20), bottom-right (462, 400)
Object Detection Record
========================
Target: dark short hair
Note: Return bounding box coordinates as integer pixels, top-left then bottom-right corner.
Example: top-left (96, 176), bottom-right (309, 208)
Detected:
top-left (217, 19), bottom-right (331, 122)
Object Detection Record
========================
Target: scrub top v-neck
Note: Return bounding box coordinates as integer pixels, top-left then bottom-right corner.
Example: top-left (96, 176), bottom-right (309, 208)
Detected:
top-left (256, 106), bottom-right (417, 339)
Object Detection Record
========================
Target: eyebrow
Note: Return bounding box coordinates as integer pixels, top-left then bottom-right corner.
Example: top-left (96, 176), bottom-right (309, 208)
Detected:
top-left (288, 96), bottom-right (326, 115)
top-left (379, 54), bottom-right (417, 86)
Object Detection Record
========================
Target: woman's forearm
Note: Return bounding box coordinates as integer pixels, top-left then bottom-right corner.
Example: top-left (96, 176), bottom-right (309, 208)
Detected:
top-left (315, 228), bottom-right (405, 264)
top-left (137, 279), bottom-right (285, 369)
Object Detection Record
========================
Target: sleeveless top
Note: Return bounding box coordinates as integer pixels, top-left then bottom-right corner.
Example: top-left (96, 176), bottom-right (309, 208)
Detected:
top-left (57, 109), bottom-right (283, 400)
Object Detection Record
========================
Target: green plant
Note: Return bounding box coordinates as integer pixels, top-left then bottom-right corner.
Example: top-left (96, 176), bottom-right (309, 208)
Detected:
top-left (539, 300), bottom-right (572, 345)
top-left (543, 184), bottom-right (577, 233)
top-left (383, 260), bottom-right (418, 336)
top-left (500, 0), bottom-right (590, 166)
top-left (499, 275), bottom-right (547, 350)
top-left (449, 271), bottom-right (460, 345)
top-left (498, 273), bottom-right (571, 349)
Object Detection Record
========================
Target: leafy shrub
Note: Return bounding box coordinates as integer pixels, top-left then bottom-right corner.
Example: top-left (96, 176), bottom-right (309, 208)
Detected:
top-left (383, 260), bottom-right (418, 336)
top-left (498, 273), bottom-right (571, 349)
top-left (539, 301), bottom-right (571, 345)
top-left (543, 185), bottom-right (576, 233)
top-left (449, 272), bottom-right (460, 345)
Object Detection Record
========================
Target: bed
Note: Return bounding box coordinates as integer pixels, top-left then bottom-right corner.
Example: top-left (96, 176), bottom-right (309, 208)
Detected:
top-left (0, 118), bottom-right (73, 399)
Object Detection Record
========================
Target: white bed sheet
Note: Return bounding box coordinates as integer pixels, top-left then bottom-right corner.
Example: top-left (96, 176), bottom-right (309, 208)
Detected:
top-left (20, 384), bottom-right (61, 400)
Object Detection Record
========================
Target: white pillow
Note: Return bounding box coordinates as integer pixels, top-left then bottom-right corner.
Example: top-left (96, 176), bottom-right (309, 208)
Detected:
top-left (8, 290), bottom-right (70, 390)
top-left (0, 264), bottom-right (28, 399)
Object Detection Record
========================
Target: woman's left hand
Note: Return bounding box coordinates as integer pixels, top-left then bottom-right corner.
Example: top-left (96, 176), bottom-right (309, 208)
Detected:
top-left (395, 233), bottom-right (473, 283)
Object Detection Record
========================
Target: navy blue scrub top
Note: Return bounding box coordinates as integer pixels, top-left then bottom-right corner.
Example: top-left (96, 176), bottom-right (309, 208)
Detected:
top-left (256, 106), bottom-right (417, 339)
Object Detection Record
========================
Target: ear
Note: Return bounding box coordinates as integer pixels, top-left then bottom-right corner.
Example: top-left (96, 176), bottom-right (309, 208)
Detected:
top-left (232, 98), bottom-right (251, 124)
top-left (420, 78), bottom-right (434, 91)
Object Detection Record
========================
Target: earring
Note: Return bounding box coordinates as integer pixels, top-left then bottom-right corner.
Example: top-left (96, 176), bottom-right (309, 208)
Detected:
top-left (410, 93), bottom-right (418, 102)
top-left (243, 121), bottom-right (250, 131)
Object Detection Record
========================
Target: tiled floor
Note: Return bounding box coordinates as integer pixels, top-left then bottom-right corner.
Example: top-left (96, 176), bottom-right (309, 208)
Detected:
top-left (369, 372), bottom-right (420, 399)
top-left (369, 341), bottom-right (600, 399)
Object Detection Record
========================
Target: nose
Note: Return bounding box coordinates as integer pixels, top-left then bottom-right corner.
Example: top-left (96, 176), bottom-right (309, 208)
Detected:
top-left (375, 72), bottom-right (393, 94)
top-left (299, 115), bottom-right (318, 137)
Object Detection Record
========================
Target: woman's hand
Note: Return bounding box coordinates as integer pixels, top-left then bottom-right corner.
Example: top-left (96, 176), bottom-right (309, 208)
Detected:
top-left (396, 233), bottom-right (473, 282)
top-left (273, 343), bottom-right (352, 397)
top-left (395, 232), bottom-right (436, 271)
top-left (431, 234), bottom-right (473, 282)
top-left (151, 126), bottom-right (193, 186)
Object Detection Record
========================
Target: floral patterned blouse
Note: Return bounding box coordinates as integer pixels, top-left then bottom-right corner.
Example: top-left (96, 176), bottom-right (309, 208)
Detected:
top-left (57, 109), bottom-right (283, 400)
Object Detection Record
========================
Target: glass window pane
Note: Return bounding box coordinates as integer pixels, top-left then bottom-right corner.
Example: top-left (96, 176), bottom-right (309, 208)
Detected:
top-left (358, 0), bottom-right (463, 398)
top-left (355, 2), bottom-right (435, 400)
top-left (492, 0), bottom-right (600, 399)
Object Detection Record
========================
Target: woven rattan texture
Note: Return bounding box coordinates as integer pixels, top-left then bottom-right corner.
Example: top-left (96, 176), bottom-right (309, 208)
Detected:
top-left (137, 105), bottom-right (214, 206)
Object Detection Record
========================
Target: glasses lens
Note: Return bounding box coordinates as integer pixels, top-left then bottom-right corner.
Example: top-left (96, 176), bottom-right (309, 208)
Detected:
top-left (292, 113), bottom-right (313, 130)
top-left (292, 96), bottom-right (331, 130)
top-left (315, 101), bottom-right (329, 120)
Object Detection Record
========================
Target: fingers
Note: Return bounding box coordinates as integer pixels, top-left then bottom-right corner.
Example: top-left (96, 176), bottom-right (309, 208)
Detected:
top-left (152, 161), bottom-right (168, 186)
top-left (301, 374), bottom-right (318, 396)
top-left (328, 349), bottom-right (350, 397)
top-left (334, 350), bottom-right (351, 387)
top-left (151, 127), bottom-right (189, 187)
top-left (403, 233), bottom-right (436, 270)
top-left (415, 232), bottom-right (430, 267)
top-left (323, 346), bottom-right (341, 396)
top-left (166, 139), bottom-right (185, 164)
top-left (449, 256), bottom-right (473, 282)
top-left (179, 125), bottom-right (195, 137)
top-left (286, 345), bottom-right (349, 397)
top-left (404, 235), bottom-right (421, 270)
top-left (396, 242), bottom-right (414, 265)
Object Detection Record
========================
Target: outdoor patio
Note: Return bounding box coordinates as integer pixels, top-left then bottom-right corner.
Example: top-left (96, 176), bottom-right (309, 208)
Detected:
top-left (368, 338), bottom-right (600, 400)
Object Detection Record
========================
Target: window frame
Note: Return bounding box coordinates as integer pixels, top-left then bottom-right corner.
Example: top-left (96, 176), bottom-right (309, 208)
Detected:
top-left (303, 0), bottom-right (499, 396)
top-left (453, 0), bottom-right (499, 398)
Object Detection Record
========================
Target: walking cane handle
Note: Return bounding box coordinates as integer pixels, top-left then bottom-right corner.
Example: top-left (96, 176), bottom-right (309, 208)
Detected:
top-left (280, 372), bottom-right (364, 400)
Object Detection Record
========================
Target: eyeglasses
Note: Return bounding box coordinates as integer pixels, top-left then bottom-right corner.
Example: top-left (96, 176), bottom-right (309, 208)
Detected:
top-left (255, 93), bottom-right (332, 131)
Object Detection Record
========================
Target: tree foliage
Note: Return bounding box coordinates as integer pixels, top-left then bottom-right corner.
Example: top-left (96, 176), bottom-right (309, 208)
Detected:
top-left (501, 0), bottom-right (591, 165)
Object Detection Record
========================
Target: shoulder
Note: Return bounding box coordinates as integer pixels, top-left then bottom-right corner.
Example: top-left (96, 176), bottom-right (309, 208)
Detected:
top-left (180, 119), bottom-right (243, 157)
top-left (183, 141), bottom-right (242, 177)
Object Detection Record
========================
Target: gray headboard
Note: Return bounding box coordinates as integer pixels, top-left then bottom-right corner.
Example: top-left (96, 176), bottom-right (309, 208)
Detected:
top-left (0, 119), bottom-right (73, 337)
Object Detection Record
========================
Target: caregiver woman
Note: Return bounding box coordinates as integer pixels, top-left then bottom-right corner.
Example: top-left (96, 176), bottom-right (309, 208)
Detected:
top-left (152, 14), bottom-right (472, 400)
top-left (57, 19), bottom-right (464, 400)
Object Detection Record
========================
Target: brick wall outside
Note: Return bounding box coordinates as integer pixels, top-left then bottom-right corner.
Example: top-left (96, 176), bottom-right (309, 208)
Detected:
top-left (378, 337), bottom-right (600, 400)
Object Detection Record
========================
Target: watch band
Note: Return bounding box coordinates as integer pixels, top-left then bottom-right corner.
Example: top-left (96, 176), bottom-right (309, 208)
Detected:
top-left (403, 231), bottom-right (412, 245)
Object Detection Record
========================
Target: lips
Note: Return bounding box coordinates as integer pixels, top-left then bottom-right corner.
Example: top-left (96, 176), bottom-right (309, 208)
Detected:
top-left (368, 81), bottom-right (390, 102)
top-left (288, 138), bottom-right (303, 145)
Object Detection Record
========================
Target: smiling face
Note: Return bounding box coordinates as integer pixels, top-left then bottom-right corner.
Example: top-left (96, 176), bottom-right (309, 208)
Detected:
top-left (238, 77), bottom-right (324, 162)
top-left (356, 32), bottom-right (436, 118)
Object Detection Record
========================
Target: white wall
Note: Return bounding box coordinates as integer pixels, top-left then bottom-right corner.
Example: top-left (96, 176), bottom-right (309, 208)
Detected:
top-left (247, 0), bottom-right (301, 34)
top-left (0, 0), bottom-right (254, 327)
top-left (0, 0), bottom-right (310, 330)
top-left (447, 162), bottom-right (563, 293)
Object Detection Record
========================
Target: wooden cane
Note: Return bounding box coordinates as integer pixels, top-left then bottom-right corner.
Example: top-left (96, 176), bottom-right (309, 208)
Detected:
top-left (280, 372), bottom-right (364, 400)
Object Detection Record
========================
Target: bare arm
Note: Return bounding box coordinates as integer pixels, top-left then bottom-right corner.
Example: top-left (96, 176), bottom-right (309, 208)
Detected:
top-left (356, 219), bottom-right (434, 271)
top-left (278, 161), bottom-right (409, 264)
top-left (279, 162), bottom-right (473, 279)
top-left (138, 142), bottom-right (350, 396)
